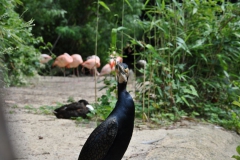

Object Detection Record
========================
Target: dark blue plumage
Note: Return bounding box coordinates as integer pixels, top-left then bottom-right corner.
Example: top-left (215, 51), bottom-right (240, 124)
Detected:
top-left (78, 62), bottom-right (135, 160)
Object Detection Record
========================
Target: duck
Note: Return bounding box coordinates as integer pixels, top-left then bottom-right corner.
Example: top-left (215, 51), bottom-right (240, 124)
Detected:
top-left (78, 62), bottom-right (135, 160)
top-left (53, 99), bottom-right (94, 119)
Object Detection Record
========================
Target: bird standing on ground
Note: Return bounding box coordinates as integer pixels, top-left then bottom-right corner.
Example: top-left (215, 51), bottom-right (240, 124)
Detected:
top-left (99, 63), bottom-right (113, 76)
top-left (81, 55), bottom-right (101, 76)
top-left (78, 62), bottom-right (135, 160)
top-left (66, 54), bottom-right (83, 77)
top-left (99, 54), bottom-right (123, 76)
top-left (53, 99), bottom-right (94, 119)
top-left (52, 53), bottom-right (73, 76)
top-left (40, 54), bottom-right (52, 64)
top-left (99, 57), bottom-right (115, 76)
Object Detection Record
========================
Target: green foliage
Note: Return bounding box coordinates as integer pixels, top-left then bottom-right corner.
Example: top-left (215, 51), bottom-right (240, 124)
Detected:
top-left (67, 96), bottom-right (75, 103)
top-left (129, 0), bottom-right (240, 131)
top-left (95, 77), bottom-right (117, 120)
top-left (0, 0), bottom-right (43, 86)
top-left (24, 103), bottom-right (62, 115)
top-left (88, 1), bottom-right (240, 134)
top-left (232, 145), bottom-right (240, 160)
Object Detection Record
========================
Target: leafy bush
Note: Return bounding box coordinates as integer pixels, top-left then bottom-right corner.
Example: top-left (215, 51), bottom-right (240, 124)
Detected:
top-left (124, 0), bottom-right (239, 128)
top-left (95, 77), bottom-right (118, 121)
top-left (0, 0), bottom-right (42, 86)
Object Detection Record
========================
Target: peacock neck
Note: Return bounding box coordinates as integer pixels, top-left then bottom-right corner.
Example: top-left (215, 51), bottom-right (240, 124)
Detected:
top-left (117, 82), bottom-right (127, 96)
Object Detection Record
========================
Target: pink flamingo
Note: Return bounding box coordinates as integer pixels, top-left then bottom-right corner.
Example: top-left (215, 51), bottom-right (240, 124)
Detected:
top-left (87, 55), bottom-right (100, 62)
top-left (40, 54), bottom-right (52, 64)
top-left (109, 51), bottom-right (123, 68)
top-left (81, 55), bottom-right (101, 76)
top-left (53, 53), bottom-right (73, 76)
top-left (99, 56), bottom-right (123, 76)
top-left (66, 54), bottom-right (83, 77)
top-left (99, 63), bottom-right (113, 76)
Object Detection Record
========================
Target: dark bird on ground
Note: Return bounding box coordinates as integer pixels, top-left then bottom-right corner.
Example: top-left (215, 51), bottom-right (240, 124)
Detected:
top-left (53, 99), bottom-right (94, 119)
top-left (78, 62), bottom-right (135, 160)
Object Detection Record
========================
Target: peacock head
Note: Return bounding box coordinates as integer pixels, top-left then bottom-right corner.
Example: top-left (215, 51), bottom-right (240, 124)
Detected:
top-left (115, 62), bottom-right (129, 83)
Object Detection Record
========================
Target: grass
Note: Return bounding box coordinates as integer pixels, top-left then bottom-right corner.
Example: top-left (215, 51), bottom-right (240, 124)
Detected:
top-left (24, 103), bottom-right (62, 115)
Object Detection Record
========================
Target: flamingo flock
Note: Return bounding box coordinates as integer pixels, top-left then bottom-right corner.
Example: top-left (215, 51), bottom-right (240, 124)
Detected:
top-left (43, 52), bottom-right (119, 77)
top-left (40, 50), bottom-right (146, 77)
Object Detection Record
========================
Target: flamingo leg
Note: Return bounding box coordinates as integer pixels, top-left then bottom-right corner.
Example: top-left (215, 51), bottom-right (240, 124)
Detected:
top-left (59, 67), bottom-right (65, 77)
top-left (77, 67), bottom-right (79, 77)
top-left (63, 68), bottom-right (66, 77)
top-left (72, 68), bottom-right (75, 77)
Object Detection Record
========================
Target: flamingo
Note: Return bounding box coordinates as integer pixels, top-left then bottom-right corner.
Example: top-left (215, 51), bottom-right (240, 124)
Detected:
top-left (66, 54), bottom-right (83, 77)
top-left (39, 54), bottom-right (53, 77)
top-left (109, 51), bottom-right (123, 68)
top-left (99, 63), bottom-right (113, 76)
top-left (86, 55), bottom-right (100, 62)
top-left (81, 55), bottom-right (101, 76)
top-left (53, 53), bottom-right (73, 76)
top-left (40, 54), bottom-right (52, 64)
top-left (99, 58), bottom-right (115, 76)
top-left (99, 55), bottom-right (123, 76)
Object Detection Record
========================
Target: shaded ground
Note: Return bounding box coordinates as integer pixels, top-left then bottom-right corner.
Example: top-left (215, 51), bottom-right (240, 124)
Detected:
top-left (2, 76), bottom-right (240, 160)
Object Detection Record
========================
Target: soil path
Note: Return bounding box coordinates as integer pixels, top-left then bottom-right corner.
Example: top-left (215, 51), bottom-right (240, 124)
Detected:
top-left (3, 76), bottom-right (240, 160)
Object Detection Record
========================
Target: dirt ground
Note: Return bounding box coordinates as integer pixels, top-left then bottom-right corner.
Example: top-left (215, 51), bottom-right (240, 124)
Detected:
top-left (2, 76), bottom-right (240, 160)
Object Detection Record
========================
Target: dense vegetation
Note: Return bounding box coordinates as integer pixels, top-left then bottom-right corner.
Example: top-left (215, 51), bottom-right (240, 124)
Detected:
top-left (0, 0), bottom-right (42, 86)
top-left (133, 0), bottom-right (240, 133)
top-left (95, 0), bottom-right (240, 134)
top-left (0, 0), bottom-right (240, 133)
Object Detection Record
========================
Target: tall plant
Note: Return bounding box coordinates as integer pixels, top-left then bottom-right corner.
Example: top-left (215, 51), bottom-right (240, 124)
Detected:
top-left (130, 0), bottom-right (240, 130)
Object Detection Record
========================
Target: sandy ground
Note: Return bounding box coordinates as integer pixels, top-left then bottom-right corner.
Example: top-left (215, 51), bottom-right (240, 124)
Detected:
top-left (2, 76), bottom-right (240, 160)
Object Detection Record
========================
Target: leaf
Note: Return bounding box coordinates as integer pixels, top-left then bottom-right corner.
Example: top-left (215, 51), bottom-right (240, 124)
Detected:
top-left (111, 28), bottom-right (117, 48)
top-left (232, 101), bottom-right (240, 107)
top-left (144, 0), bottom-right (150, 8)
top-left (231, 155), bottom-right (240, 160)
top-left (146, 44), bottom-right (158, 55)
top-left (176, 37), bottom-right (190, 54)
top-left (191, 39), bottom-right (206, 49)
top-left (161, 0), bottom-right (165, 10)
top-left (237, 146), bottom-right (240, 155)
top-left (201, 54), bottom-right (208, 62)
top-left (125, 0), bottom-right (133, 11)
top-left (117, 26), bottom-right (127, 31)
top-left (99, 1), bottom-right (110, 12)
top-left (181, 96), bottom-right (189, 106)
top-left (189, 85), bottom-right (199, 97)
top-left (193, 8), bottom-right (198, 15)
top-left (223, 70), bottom-right (229, 78)
top-left (172, 46), bottom-right (181, 55)
top-left (234, 32), bottom-right (240, 38)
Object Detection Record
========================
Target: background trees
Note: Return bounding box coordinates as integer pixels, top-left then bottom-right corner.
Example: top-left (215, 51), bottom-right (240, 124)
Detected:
top-left (16, 0), bottom-right (143, 64)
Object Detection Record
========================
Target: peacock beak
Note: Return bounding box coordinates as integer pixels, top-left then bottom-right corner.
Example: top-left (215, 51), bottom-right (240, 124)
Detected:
top-left (115, 62), bottom-right (129, 83)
